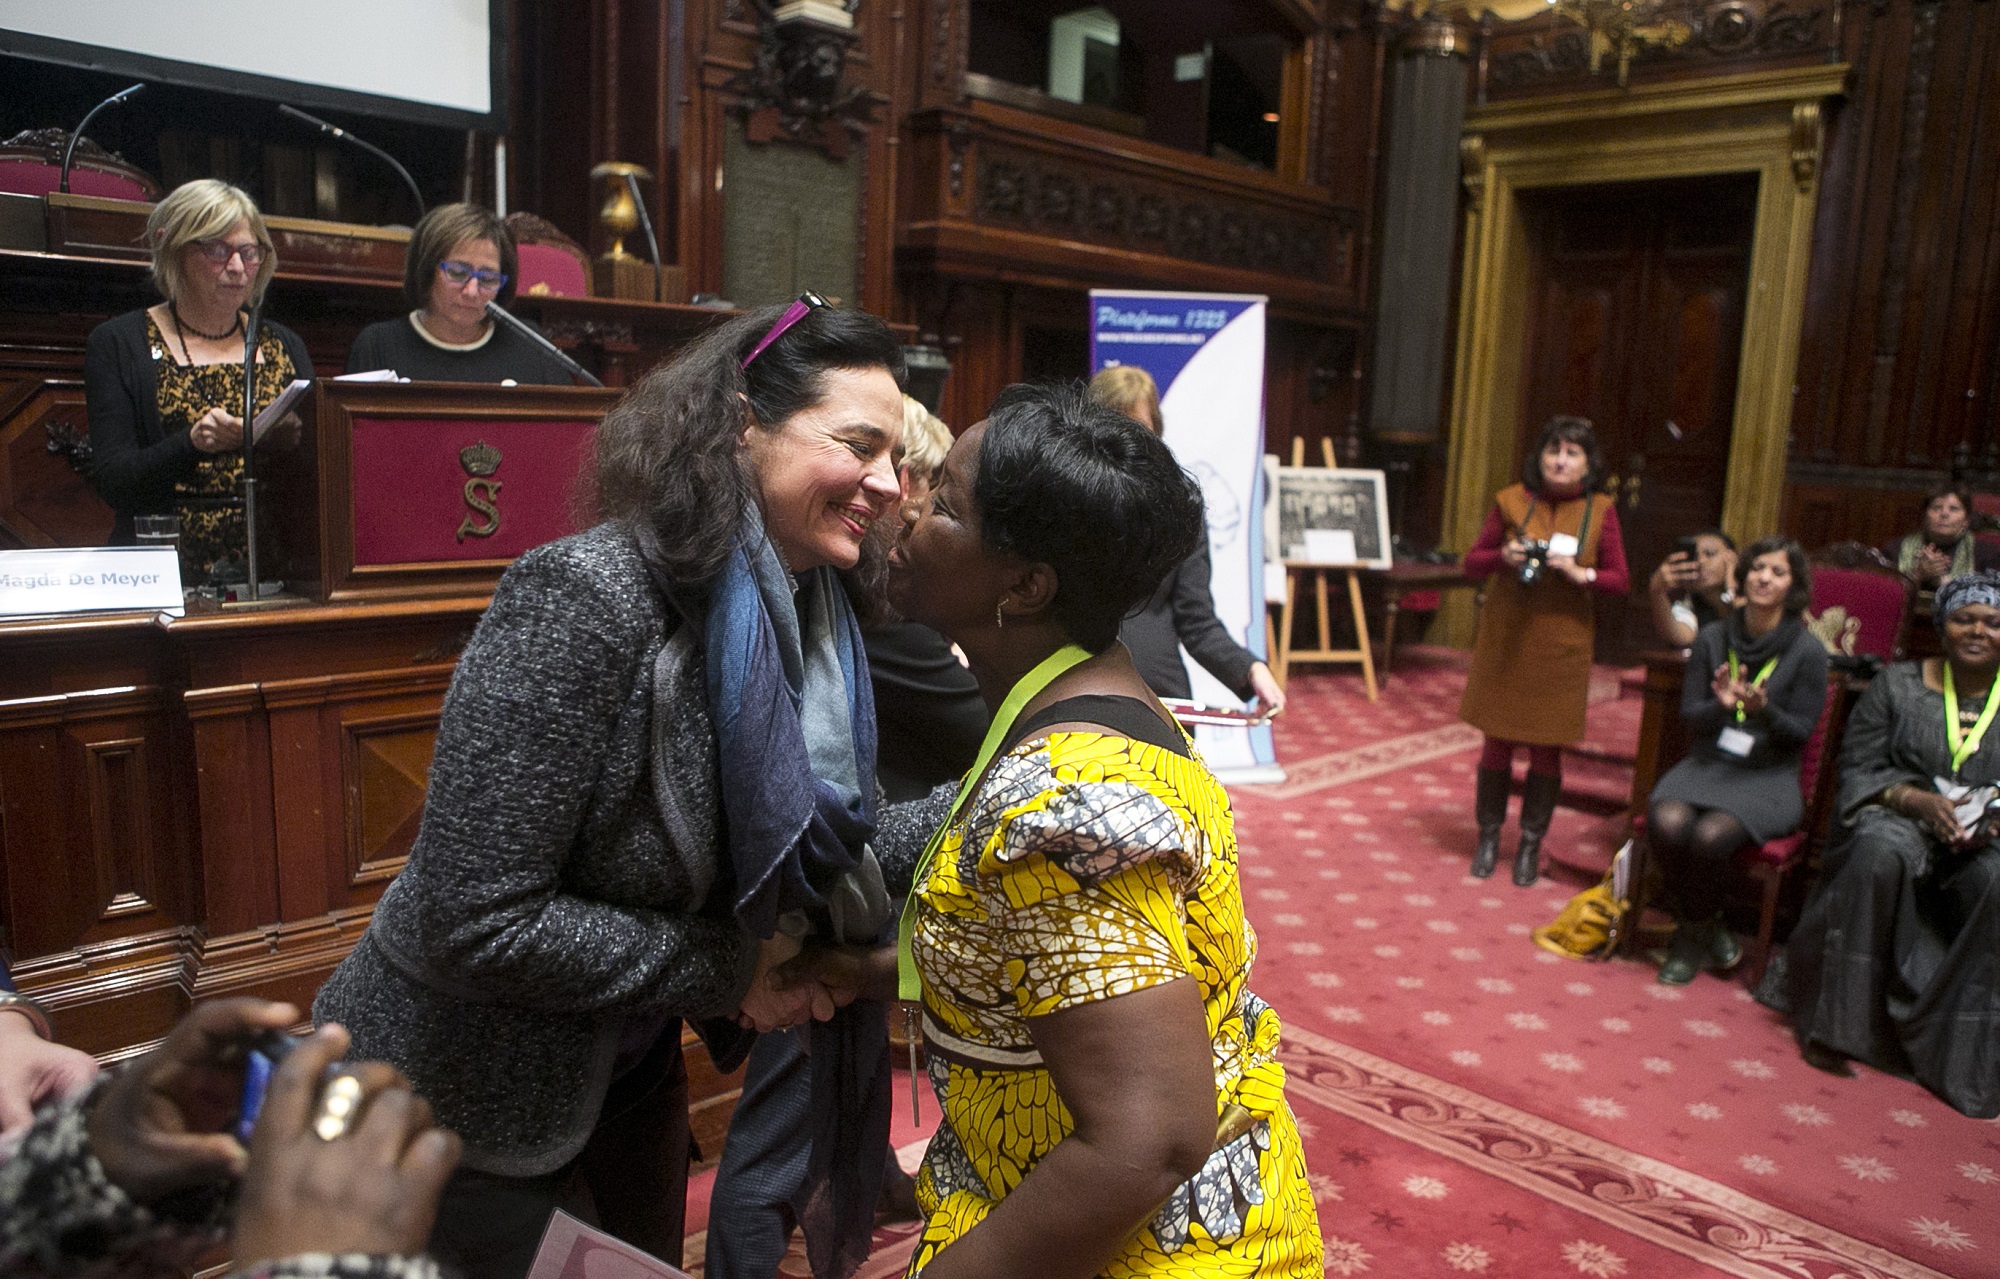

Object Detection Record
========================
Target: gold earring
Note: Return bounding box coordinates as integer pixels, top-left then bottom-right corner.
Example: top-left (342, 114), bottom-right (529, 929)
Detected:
top-left (995, 599), bottom-right (1006, 629)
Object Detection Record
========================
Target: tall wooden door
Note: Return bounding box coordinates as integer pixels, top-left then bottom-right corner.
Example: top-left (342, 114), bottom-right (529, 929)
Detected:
top-left (1517, 173), bottom-right (1758, 663)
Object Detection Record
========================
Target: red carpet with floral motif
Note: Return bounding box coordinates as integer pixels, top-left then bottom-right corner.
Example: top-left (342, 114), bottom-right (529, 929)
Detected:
top-left (688, 647), bottom-right (2000, 1278)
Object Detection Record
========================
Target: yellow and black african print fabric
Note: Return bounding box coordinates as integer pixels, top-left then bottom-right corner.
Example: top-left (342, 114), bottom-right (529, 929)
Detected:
top-left (908, 729), bottom-right (1323, 1277)
top-left (147, 314), bottom-right (295, 586)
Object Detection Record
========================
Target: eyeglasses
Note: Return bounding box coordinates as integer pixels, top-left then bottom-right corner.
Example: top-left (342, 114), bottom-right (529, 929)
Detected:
top-left (193, 239), bottom-right (267, 267)
top-left (740, 292), bottom-right (829, 370)
top-left (439, 260), bottom-right (509, 292)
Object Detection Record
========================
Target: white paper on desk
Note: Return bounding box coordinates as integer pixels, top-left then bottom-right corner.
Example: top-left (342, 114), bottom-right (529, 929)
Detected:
top-left (249, 378), bottom-right (311, 442)
top-left (335, 368), bottom-right (401, 381)
top-left (1300, 529), bottom-right (1357, 564)
top-left (525, 1211), bottom-right (693, 1279)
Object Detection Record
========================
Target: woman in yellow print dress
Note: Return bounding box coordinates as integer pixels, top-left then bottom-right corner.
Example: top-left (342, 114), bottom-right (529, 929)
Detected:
top-left (788, 383), bottom-right (1321, 1278)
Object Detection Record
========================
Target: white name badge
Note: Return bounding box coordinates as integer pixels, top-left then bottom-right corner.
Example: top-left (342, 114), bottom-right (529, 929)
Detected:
top-left (1717, 726), bottom-right (1755, 757)
top-left (1548, 532), bottom-right (1580, 558)
top-left (0, 547), bottom-right (183, 618)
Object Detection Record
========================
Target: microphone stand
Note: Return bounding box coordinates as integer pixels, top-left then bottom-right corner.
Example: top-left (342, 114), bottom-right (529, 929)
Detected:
top-left (277, 104), bottom-right (426, 221)
top-left (622, 171), bottom-right (663, 303)
top-left (484, 302), bottom-right (605, 388)
top-left (59, 83), bottom-right (146, 195)
top-left (240, 305), bottom-right (264, 601)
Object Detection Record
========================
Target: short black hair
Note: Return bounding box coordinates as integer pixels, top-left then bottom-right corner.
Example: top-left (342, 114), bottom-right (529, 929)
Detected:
top-left (1738, 534), bottom-right (1812, 616)
top-left (974, 382), bottom-right (1203, 651)
top-left (1521, 415), bottom-right (1607, 494)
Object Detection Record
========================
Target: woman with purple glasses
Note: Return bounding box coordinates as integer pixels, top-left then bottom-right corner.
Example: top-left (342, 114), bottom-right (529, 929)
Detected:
top-left (315, 295), bottom-right (947, 1279)
top-left (345, 203), bottom-right (573, 385)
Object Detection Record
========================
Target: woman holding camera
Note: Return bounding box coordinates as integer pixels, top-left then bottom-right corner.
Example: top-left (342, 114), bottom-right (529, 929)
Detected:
top-left (1646, 538), bottom-right (1826, 985)
top-left (1458, 416), bottom-right (1628, 886)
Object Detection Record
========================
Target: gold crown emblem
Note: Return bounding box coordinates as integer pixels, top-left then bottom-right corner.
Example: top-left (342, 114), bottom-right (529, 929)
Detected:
top-left (459, 440), bottom-right (502, 478)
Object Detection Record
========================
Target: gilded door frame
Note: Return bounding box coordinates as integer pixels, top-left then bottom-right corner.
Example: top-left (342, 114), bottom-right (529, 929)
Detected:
top-left (1437, 64), bottom-right (1847, 644)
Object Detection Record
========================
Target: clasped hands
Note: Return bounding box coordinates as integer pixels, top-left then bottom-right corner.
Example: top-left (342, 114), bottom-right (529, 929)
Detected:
top-left (1888, 784), bottom-right (1999, 850)
top-left (1709, 664), bottom-right (1768, 716)
top-left (189, 407), bottom-right (244, 454)
top-left (734, 935), bottom-right (896, 1033)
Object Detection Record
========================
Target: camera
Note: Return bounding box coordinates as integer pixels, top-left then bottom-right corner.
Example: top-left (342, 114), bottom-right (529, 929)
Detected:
top-left (1517, 539), bottom-right (1552, 586)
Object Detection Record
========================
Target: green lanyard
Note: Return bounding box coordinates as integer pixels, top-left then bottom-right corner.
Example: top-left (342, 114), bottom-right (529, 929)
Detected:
top-left (1726, 649), bottom-right (1780, 723)
top-left (896, 642), bottom-right (1093, 1000)
top-left (1944, 661), bottom-right (1999, 775)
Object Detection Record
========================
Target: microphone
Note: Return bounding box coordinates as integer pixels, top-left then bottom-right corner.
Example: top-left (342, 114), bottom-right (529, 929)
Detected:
top-left (484, 301), bottom-right (605, 388)
top-left (621, 170), bottom-right (664, 303)
top-left (277, 103), bottom-right (425, 221)
top-left (240, 304), bottom-right (265, 597)
top-left (59, 82), bottom-right (146, 195)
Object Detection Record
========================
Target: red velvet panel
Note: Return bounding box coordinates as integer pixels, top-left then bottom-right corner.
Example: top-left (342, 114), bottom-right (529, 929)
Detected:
top-left (349, 417), bottom-right (594, 565)
top-left (516, 243), bottom-right (589, 298)
top-left (0, 160), bottom-right (152, 201)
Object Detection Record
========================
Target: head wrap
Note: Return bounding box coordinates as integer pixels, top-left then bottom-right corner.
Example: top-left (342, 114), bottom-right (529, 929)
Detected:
top-left (1934, 570), bottom-right (2000, 623)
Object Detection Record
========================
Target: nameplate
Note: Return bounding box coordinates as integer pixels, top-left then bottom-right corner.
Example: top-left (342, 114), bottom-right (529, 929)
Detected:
top-left (0, 547), bottom-right (183, 617)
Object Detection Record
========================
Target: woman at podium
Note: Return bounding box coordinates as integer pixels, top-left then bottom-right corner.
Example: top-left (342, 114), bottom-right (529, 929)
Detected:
top-left (83, 179), bottom-right (312, 580)
top-left (345, 203), bottom-right (575, 385)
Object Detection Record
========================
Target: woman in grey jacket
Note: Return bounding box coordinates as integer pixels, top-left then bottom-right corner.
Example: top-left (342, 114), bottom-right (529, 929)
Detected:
top-left (314, 297), bottom-right (949, 1279)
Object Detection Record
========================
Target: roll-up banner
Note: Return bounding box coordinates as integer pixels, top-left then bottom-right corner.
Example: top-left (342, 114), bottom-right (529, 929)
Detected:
top-left (1089, 290), bottom-right (1281, 784)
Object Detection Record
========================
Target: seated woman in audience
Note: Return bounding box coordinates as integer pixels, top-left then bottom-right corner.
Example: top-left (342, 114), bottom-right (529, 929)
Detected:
top-left (2, 996), bottom-right (457, 1279)
top-left (789, 384), bottom-right (1323, 1278)
top-left (1645, 529), bottom-right (1737, 649)
top-left (84, 179), bottom-right (312, 580)
top-left (315, 297), bottom-right (946, 1279)
top-left (1779, 571), bottom-right (2000, 1117)
top-left (1647, 537), bottom-right (1827, 985)
top-left (1087, 365), bottom-right (1285, 719)
top-left (345, 203), bottom-right (574, 385)
top-left (1884, 486), bottom-right (1999, 591)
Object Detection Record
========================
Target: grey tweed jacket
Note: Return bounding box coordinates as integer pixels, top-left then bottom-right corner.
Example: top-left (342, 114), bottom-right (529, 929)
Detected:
top-left (313, 523), bottom-right (948, 1176)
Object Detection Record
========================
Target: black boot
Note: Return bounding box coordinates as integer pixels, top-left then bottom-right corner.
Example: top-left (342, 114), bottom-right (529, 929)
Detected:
top-left (1470, 767), bottom-right (1509, 878)
top-left (1705, 912), bottom-right (1742, 972)
top-left (1512, 772), bottom-right (1561, 887)
top-left (1658, 916), bottom-right (1707, 986)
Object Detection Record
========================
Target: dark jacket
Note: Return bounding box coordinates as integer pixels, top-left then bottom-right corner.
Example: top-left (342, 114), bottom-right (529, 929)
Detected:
top-left (83, 308), bottom-right (314, 543)
top-left (1119, 527), bottom-right (1258, 702)
top-left (313, 524), bottom-right (949, 1176)
top-left (1677, 616), bottom-right (1829, 771)
top-left (865, 620), bottom-right (987, 803)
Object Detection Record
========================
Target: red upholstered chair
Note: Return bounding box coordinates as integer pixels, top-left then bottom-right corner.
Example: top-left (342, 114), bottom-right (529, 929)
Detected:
top-left (0, 128), bottom-right (159, 202)
top-left (504, 212), bottom-right (591, 298)
top-left (1802, 541), bottom-right (1912, 662)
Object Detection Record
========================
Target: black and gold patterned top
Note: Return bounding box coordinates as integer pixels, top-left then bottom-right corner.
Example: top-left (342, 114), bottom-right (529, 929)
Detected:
top-left (146, 314), bottom-right (296, 585)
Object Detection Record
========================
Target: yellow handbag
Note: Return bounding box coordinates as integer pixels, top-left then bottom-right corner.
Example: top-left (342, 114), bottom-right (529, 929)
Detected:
top-left (1531, 841), bottom-right (1632, 960)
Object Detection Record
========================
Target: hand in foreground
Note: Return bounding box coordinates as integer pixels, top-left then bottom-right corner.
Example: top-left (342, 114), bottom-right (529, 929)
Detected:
top-left (1737, 682), bottom-right (1769, 716)
top-left (1500, 538), bottom-right (1529, 568)
top-left (1246, 663), bottom-right (1286, 720)
top-left (774, 945), bottom-right (897, 1010)
top-left (1661, 553), bottom-right (1700, 589)
top-left (1710, 665), bottom-right (1745, 712)
top-left (0, 1009), bottom-right (99, 1141)
top-left (87, 998), bottom-right (297, 1204)
top-left (232, 1024), bottom-right (461, 1267)
top-left (1547, 551), bottom-right (1587, 585)
top-left (190, 408), bottom-right (245, 454)
top-left (1914, 544), bottom-right (1953, 586)
top-left (737, 934), bottom-right (835, 1032)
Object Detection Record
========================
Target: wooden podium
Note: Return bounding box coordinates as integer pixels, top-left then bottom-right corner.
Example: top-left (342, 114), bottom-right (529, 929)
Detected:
top-left (258, 380), bottom-right (622, 602)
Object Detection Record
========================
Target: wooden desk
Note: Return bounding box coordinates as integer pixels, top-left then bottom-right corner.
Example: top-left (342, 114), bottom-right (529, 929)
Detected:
top-left (1380, 561), bottom-right (1479, 675)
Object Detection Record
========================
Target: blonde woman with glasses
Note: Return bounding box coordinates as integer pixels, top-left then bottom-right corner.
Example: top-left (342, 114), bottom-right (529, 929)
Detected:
top-left (84, 178), bottom-right (311, 579)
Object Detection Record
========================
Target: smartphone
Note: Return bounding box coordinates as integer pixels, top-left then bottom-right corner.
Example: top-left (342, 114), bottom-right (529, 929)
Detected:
top-left (1673, 535), bottom-right (1700, 560)
top-left (235, 1029), bottom-right (302, 1143)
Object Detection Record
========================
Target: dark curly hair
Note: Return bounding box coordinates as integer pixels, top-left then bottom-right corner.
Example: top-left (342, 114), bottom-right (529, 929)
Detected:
top-left (591, 301), bottom-right (906, 586)
top-left (1521, 415), bottom-right (1607, 495)
top-left (974, 382), bottom-right (1204, 651)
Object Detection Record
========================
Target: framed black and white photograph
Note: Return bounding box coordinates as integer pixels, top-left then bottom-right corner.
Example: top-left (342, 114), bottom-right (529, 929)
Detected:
top-left (1270, 467), bottom-right (1391, 569)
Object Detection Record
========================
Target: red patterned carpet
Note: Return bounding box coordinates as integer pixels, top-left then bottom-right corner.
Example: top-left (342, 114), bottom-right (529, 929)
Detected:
top-left (689, 648), bottom-right (2000, 1278)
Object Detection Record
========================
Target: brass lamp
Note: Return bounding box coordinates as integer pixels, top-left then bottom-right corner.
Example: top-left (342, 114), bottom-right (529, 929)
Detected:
top-left (588, 161), bottom-right (659, 300)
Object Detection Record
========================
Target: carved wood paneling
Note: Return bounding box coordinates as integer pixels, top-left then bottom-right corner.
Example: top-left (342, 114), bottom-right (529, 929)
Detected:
top-left (0, 376), bottom-right (115, 549)
top-left (1480, 0), bottom-right (1842, 99)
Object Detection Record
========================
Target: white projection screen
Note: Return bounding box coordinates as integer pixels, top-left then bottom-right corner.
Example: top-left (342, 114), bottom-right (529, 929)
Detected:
top-left (0, 0), bottom-right (505, 129)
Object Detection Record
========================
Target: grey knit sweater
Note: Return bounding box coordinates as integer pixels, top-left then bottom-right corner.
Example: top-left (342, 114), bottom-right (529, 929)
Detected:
top-left (314, 523), bottom-right (949, 1176)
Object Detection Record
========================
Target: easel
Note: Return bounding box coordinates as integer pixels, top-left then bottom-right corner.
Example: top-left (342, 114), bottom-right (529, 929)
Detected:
top-left (1274, 438), bottom-right (1379, 701)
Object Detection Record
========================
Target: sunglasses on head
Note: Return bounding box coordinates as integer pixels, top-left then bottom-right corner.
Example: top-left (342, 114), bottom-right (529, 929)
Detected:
top-left (740, 292), bottom-right (830, 370)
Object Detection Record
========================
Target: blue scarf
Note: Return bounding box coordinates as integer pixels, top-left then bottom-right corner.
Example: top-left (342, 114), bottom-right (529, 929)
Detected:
top-left (702, 510), bottom-right (890, 1279)
top-left (704, 506), bottom-right (878, 935)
